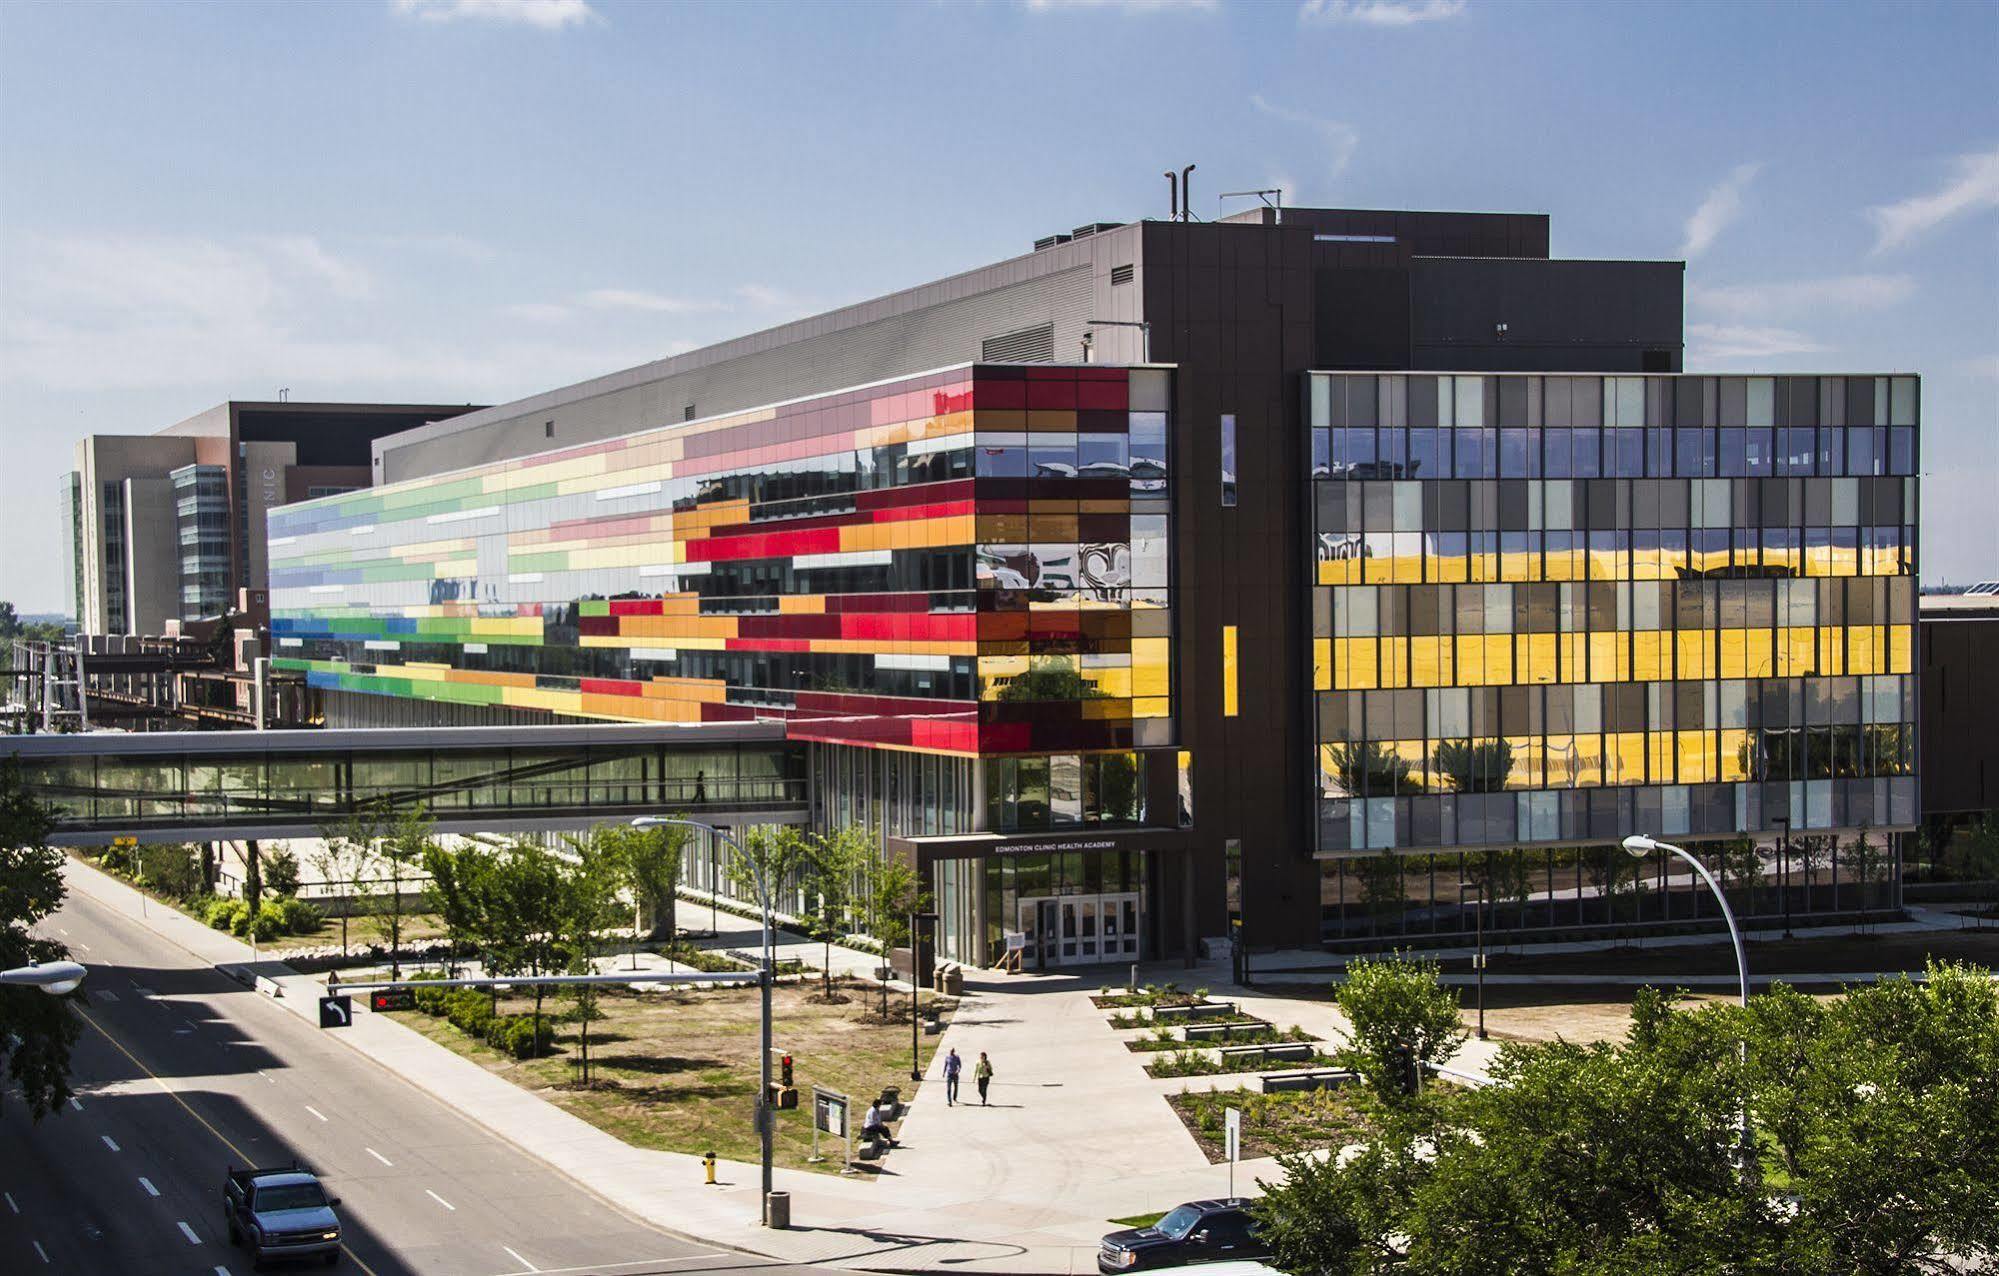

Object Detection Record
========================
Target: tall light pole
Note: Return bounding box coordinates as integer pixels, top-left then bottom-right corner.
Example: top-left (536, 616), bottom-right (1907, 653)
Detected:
top-left (1622, 834), bottom-right (1751, 1171)
top-left (634, 816), bottom-right (776, 1226)
top-left (1458, 871), bottom-right (1487, 1040)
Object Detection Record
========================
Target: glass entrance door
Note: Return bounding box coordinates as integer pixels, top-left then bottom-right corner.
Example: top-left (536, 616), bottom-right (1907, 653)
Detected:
top-left (1017, 893), bottom-right (1142, 967)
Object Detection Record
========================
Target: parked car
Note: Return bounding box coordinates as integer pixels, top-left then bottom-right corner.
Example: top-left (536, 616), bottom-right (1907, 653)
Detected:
top-left (222, 1164), bottom-right (343, 1269)
top-left (1098, 1198), bottom-right (1271, 1271)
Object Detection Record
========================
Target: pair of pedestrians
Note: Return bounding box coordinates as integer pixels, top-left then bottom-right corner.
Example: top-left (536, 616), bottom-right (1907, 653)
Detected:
top-left (941, 1047), bottom-right (992, 1106)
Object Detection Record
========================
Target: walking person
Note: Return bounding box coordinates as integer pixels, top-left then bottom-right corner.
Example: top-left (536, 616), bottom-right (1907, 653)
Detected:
top-left (974, 1050), bottom-right (993, 1106)
top-left (943, 1047), bottom-right (963, 1106)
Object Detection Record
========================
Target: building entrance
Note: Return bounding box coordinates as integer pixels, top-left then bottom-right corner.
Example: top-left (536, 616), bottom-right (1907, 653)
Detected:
top-left (1018, 893), bottom-right (1140, 968)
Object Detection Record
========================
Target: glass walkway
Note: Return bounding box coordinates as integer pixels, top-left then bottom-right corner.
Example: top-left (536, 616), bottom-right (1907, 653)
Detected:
top-left (2, 722), bottom-right (807, 844)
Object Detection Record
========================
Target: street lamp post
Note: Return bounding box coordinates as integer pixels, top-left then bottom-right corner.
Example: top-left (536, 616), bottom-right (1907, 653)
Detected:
top-left (1458, 872), bottom-right (1487, 1041)
top-left (1622, 833), bottom-right (1751, 1171)
top-left (0, 961), bottom-right (87, 995)
top-left (1772, 815), bottom-right (1792, 939)
top-left (633, 816), bottom-right (776, 1226)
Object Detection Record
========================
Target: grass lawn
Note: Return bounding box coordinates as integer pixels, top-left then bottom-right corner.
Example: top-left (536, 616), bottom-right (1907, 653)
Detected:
top-left (1169, 1087), bottom-right (1376, 1163)
top-left (268, 909), bottom-right (448, 954)
top-left (388, 974), bottom-right (953, 1175)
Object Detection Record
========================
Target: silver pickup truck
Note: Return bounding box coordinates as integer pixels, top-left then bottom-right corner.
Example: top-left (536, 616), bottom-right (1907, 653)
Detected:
top-left (222, 1164), bottom-right (343, 1269)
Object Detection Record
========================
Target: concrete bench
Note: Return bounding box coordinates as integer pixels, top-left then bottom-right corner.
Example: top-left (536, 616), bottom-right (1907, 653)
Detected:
top-left (1182, 1019), bottom-right (1273, 1043)
top-left (1218, 1041), bottom-right (1316, 1066)
top-left (1258, 1067), bottom-right (1357, 1094)
top-left (1152, 1001), bottom-right (1238, 1023)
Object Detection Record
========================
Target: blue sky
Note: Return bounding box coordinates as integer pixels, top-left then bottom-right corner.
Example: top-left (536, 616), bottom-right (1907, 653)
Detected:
top-left (2, 0), bottom-right (1994, 612)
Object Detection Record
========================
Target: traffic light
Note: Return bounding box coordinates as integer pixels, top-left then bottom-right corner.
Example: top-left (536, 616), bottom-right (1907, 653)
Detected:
top-left (780, 1053), bottom-right (794, 1088)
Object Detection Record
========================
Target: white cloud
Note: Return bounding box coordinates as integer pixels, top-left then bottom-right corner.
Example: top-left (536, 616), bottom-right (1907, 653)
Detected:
top-left (1680, 162), bottom-right (1761, 260)
top-left (1962, 354), bottom-right (1999, 380)
top-left (1687, 273), bottom-right (1915, 318)
top-left (578, 288), bottom-right (717, 314)
top-left (1023, 0), bottom-right (1217, 12)
top-left (266, 234), bottom-right (374, 299)
top-left (1251, 95), bottom-right (1359, 185)
top-left (1867, 144), bottom-right (1999, 253)
top-left (392, 0), bottom-right (597, 28)
top-left (1299, 0), bottom-right (1466, 26)
top-left (1686, 323), bottom-right (1828, 361)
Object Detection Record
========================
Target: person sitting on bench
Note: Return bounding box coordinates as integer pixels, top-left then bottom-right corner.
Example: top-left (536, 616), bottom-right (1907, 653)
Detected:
top-left (862, 1099), bottom-right (898, 1148)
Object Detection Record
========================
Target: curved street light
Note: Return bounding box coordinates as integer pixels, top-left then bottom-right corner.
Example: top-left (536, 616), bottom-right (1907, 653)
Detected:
top-left (0, 960), bottom-right (87, 996)
top-left (632, 816), bottom-right (777, 1226)
top-left (1621, 833), bottom-right (1752, 1172)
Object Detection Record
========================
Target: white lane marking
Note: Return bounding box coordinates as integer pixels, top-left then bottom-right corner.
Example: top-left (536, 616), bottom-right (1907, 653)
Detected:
top-left (4, 1190), bottom-right (17, 1212)
top-left (72, 943), bottom-right (88, 952)
top-left (68, 1097), bottom-right (82, 1111)
top-left (97, 991), bottom-right (118, 1002)
top-left (58, 927), bottom-right (68, 935)
top-left (32, 1239), bottom-right (49, 1264)
top-left (216, 1267), bottom-right (232, 1276)
top-left (257, 1071), bottom-right (275, 1085)
top-left (425, 1188), bottom-right (456, 1211)
top-left (365, 1146), bottom-right (393, 1166)
top-left (101, 1135), bottom-right (120, 1152)
top-left (304, 1105), bottom-right (328, 1123)
top-left (139, 1176), bottom-right (160, 1197)
top-left (495, 1257), bottom-right (727, 1276)
top-left (502, 1245), bottom-right (540, 1272)
top-left (174, 1029), bottom-right (192, 1035)
top-left (178, 1219), bottom-right (202, 1244)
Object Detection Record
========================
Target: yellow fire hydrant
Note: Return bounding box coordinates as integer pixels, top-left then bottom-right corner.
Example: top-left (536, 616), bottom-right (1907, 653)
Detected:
top-left (703, 1151), bottom-right (717, 1185)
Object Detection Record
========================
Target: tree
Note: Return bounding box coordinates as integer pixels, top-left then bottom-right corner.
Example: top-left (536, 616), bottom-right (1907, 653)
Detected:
top-left (1846, 825), bottom-right (1890, 924)
top-left (262, 847), bottom-right (302, 898)
top-left (1940, 813), bottom-right (1999, 926)
top-left (1713, 834), bottom-right (1763, 916)
top-left (1332, 954), bottom-right (1469, 1106)
top-left (421, 840), bottom-right (496, 977)
top-left (1328, 740), bottom-right (1413, 797)
top-left (483, 840), bottom-right (576, 1052)
top-left (725, 825), bottom-right (816, 926)
top-left (595, 820), bottom-right (688, 943)
top-left (804, 825), bottom-right (872, 1000)
top-left (554, 836), bottom-right (622, 1086)
top-left (313, 809), bottom-right (385, 962)
top-left (0, 759), bottom-right (81, 1119)
top-left (865, 854), bottom-right (928, 1017)
top-left (375, 805), bottom-right (437, 979)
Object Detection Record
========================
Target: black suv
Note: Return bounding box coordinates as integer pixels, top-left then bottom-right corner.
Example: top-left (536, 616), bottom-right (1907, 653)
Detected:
top-left (1098, 1198), bottom-right (1269, 1271)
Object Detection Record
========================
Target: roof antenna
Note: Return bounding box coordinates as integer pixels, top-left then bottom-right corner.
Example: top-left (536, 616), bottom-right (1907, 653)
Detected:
top-left (1181, 164), bottom-right (1197, 221)
top-left (1163, 170), bottom-right (1178, 222)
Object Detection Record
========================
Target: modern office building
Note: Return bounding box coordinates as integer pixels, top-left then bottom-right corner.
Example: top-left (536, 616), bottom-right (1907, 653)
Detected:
top-left (267, 205), bottom-right (1919, 965)
top-left (65, 400), bottom-right (483, 635)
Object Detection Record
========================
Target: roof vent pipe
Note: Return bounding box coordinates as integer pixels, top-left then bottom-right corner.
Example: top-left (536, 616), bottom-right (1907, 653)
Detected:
top-left (1163, 170), bottom-right (1178, 221)
top-left (1181, 164), bottom-right (1196, 221)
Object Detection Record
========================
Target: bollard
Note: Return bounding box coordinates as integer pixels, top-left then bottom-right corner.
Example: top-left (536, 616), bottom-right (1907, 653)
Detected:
top-left (703, 1150), bottom-right (717, 1185)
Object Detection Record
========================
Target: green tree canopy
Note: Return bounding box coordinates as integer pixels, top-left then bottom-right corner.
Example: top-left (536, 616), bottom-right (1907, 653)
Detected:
top-left (1332, 954), bottom-right (1469, 1107)
top-left (0, 759), bottom-right (80, 1119)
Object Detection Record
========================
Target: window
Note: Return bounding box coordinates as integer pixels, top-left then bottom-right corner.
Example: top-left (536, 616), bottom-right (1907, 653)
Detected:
top-left (683, 404), bottom-right (697, 422)
top-left (1220, 414), bottom-right (1237, 506)
top-left (544, 420), bottom-right (554, 437)
top-left (1315, 233), bottom-right (1395, 244)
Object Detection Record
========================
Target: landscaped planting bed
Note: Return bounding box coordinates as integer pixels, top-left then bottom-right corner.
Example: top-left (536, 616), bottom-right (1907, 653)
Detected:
top-left (1124, 1022), bottom-right (1313, 1053)
top-left (1145, 1047), bottom-right (1342, 1079)
top-left (1090, 983), bottom-right (1213, 1010)
top-left (1169, 1087), bottom-right (1377, 1162)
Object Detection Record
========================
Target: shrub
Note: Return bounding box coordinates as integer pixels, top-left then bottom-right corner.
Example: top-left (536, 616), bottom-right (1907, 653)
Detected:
top-left (206, 897), bottom-right (249, 932)
top-left (242, 902), bottom-right (286, 942)
top-left (486, 1015), bottom-right (554, 1060)
top-left (263, 848), bottom-right (302, 898)
top-left (275, 895), bottom-right (323, 935)
top-left (137, 843), bottom-right (206, 900)
top-left (442, 988), bottom-right (497, 1037)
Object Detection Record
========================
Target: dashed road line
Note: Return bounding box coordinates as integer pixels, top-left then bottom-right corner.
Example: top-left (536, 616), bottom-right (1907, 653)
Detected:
top-left (501, 1245), bottom-right (540, 1273)
top-left (365, 1147), bottom-right (393, 1166)
top-left (425, 1188), bottom-right (456, 1211)
top-left (304, 1104), bottom-right (328, 1123)
top-left (101, 1135), bottom-right (120, 1152)
top-left (32, 1239), bottom-right (50, 1264)
top-left (67, 1097), bottom-right (82, 1111)
top-left (97, 990), bottom-right (118, 1002)
top-left (139, 1177), bottom-right (160, 1197)
top-left (4, 1190), bottom-right (18, 1213)
top-left (178, 1219), bottom-right (202, 1244)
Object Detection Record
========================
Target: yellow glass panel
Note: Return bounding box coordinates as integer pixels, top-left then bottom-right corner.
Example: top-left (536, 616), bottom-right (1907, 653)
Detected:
top-left (1313, 638), bottom-right (1332, 691)
top-left (1648, 731), bottom-right (1677, 784)
top-left (1395, 551), bottom-right (1422, 585)
top-left (1608, 732), bottom-right (1646, 785)
top-left (1431, 549), bottom-right (1467, 584)
top-left (1822, 625), bottom-right (1846, 676)
top-left (1633, 630), bottom-right (1666, 681)
top-left (1509, 736), bottom-right (1541, 789)
top-left (1523, 633), bottom-right (1558, 684)
top-left (1134, 696), bottom-right (1170, 719)
top-left (1573, 734), bottom-right (1604, 787)
top-left (1483, 634), bottom-right (1513, 684)
top-left (1500, 549), bottom-right (1533, 582)
top-left (1410, 636), bottom-right (1448, 688)
top-left (1587, 631), bottom-right (1621, 682)
top-left (1676, 631), bottom-right (1713, 681)
top-left (1131, 638), bottom-right (1171, 698)
top-left (1719, 728), bottom-right (1751, 782)
top-left (1780, 627), bottom-right (1817, 677)
top-left (1545, 547), bottom-right (1575, 582)
top-left (1678, 730), bottom-right (1713, 784)
top-left (1889, 624), bottom-right (1913, 674)
top-left (1744, 629), bottom-right (1774, 678)
top-left (1349, 638), bottom-right (1381, 690)
top-left (1222, 625), bottom-right (1239, 718)
top-left (1381, 637), bottom-right (1410, 689)
top-left (1455, 635), bottom-right (1483, 686)
top-left (1364, 552), bottom-right (1393, 585)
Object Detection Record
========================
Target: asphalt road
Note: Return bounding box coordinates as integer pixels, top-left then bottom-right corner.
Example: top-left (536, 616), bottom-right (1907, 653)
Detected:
top-left (0, 886), bottom-right (834, 1276)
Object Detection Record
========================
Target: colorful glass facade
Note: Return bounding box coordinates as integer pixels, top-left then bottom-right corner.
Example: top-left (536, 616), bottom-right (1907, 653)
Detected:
top-left (267, 364), bottom-right (1174, 761)
top-left (1307, 372), bottom-right (1919, 854)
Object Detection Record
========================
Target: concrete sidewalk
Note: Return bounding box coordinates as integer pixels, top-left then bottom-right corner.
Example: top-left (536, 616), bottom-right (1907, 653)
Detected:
top-left (58, 860), bottom-right (1276, 1273)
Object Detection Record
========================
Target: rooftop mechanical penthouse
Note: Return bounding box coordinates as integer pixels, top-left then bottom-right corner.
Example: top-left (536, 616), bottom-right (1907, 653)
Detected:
top-left (266, 205), bottom-right (1919, 968)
